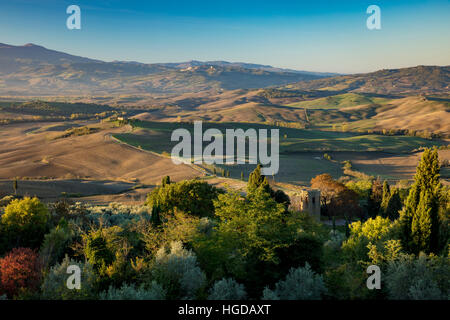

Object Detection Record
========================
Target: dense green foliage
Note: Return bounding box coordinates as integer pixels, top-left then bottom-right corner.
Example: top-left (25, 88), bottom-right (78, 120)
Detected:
top-left (146, 179), bottom-right (221, 218)
top-left (0, 197), bottom-right (49, 252)
top-left (0, 151), bottom-right (448, 300)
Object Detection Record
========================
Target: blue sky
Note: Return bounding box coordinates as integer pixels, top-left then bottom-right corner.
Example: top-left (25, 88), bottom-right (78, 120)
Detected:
top-left (0, 0), bottom-right (449, 73)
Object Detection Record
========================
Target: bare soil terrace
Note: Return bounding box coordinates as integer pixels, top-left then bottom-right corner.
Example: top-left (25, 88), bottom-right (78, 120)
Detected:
top-left (0, 121), bottom-right (201, 203)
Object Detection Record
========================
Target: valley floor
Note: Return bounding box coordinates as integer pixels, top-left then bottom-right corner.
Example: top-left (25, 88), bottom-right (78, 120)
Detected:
top-left (0, 120), bottom-right (448, 205)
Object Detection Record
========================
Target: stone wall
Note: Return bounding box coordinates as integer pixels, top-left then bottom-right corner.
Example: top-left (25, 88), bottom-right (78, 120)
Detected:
top-left (288, 189), bottom-right (321, 221)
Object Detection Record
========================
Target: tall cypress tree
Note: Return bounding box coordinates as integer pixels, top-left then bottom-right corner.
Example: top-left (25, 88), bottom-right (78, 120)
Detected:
top-left (161, 176), bottom-right (171, 187)
top-left (247, 164), bottom-right (271, 196)
top-left (384, 188), bottom-right (402, 220)
top-left (399, 148), bottom-right (441, 254)
top-left (13, 178), bottom-right (18, 196)
top-left (399, 183), bottom-right (419, 250)
top-left (248, 164), bottom-right (265, 192)
top-left (368, 178), bottom-right (383, 218)
top-left (411, 190), bottom-right (433, 253)
top-left (151, 203), bottom-right (162, 227)
top-left (380, 180), bottom-right (390, 216)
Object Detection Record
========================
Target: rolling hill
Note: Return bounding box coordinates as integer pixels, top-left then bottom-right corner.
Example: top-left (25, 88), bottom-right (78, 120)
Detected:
top-left (0, 43), bottom-right (448, 137)
top-left (281, 65), bottom-right (450, 96)
top-left (128, 90), bottom-right (449, 135)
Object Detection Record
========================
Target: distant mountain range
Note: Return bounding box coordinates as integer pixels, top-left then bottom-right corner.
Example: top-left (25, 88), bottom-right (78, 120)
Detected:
top-left (0, 43), bottom-right (333, 95)
top-left (0, 43), bottom-right (101, 73)
top-left (153, 60), bottom-right (338, 77)
top-left (0, 43), bottom-right (448, 97)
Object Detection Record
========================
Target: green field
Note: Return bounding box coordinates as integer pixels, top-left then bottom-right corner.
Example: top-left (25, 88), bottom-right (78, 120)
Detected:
top-left (210, 153), bottom-right (344, 185)
top-left (114, 120), bottom-right (444, 154)
top-left (286, 93), bottom-right (391, 109)
top-left (281, 134), bottom-right (441, 153)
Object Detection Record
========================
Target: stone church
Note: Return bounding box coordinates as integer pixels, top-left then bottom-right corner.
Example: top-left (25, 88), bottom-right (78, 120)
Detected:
top-left (287, 188), bottom-right (321, 221)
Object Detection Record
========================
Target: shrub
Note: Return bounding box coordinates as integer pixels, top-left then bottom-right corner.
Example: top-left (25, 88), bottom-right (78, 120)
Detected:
top-left (146, 180), bottom-right (221, 218)
top-left (151, 241), bottom-right (206, 299)
top-left (367, 239), bottom-right (403, 266)
top-left (0, 195), bottom-right (15, 207)
top-left (276, 232), bottom-right (324, 274)
top-left (196, 217), bottom-right (216, 236)
top-left (2, 197), bottom-right (48, 228)
top-left (346, 180), bottom-right (372, 200)
top-left (41, 255), bottom-right (97, 300)
top-left (142, 210), bottom-right (201, 256)
top-left (342, 216), bottom-right (393, 262)
top-left (323, 230), bottom-right (345, 268)
top-left (262, 263), bottom-right (326, 300)
top-left (49, 199), bottom-right (73, 221)
top-left (83, 230), bottom-right (115, 273)
top-left (40, 220), bottom-right (73, 269)
top-left (99, 282), bottom-right (165, 300)
top-left (208, 278), bottom-right (246, 300)
top-left (79, 202), bottom-right (151, 229)
top-left (324, 230), bottom-right (345, 251)
top-left (58, 126), bottom-right (99, 139)
top-left (385, 253), bottom-right (448, 300)
top-left (342, 160), bottom-right (352, 171)
top-left (323, 262), bottom-right (370, 300)
top-left (1, 197), bottom-right (49, 249)
top-left (0, 247), bottom-right (41, 298)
